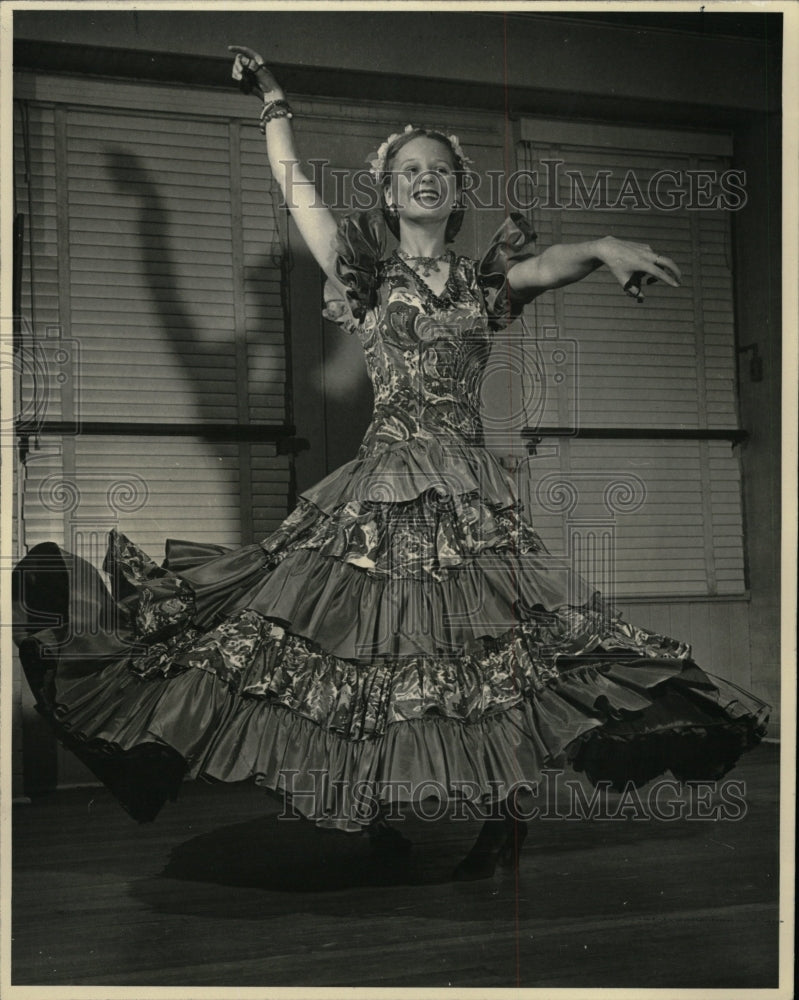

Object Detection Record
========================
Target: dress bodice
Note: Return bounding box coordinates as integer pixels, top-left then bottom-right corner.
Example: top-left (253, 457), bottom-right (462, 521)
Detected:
top-left (357, 255), bottom-right (493, 450)
top-left (323, 212), bottom-right (540, 458)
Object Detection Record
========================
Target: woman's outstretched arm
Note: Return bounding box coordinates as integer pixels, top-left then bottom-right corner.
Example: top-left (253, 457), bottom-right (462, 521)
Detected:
top-left (230, 45), bottom-right (341, 285)
top-left (507, 236), bottom-right (681, 303)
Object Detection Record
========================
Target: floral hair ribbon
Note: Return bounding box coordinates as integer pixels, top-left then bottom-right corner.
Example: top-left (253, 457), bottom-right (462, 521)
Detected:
top-left (367, 124), bottom-right (474, 180)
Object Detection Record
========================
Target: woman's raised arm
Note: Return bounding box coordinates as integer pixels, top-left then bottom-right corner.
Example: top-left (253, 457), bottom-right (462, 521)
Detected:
top-left (229, 45), bottom-right (341, 285)
top-left (507, 236), bottom-right (681, 303)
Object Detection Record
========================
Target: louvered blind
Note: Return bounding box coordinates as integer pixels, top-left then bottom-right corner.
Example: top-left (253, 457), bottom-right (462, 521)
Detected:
top-left (13, 80), bottom-right (746, 600)
top-left (516, 122), bottom-right (745, 598)
top-left (14, 105), bottom-right (62, 422)
top-left (14, 83), bottom-right (292, 558)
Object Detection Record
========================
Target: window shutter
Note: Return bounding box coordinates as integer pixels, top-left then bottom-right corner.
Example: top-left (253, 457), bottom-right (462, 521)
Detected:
top-left (516, 123), bottom-right (745, 599)
top-left (14, 85), bottom-right (292, 559)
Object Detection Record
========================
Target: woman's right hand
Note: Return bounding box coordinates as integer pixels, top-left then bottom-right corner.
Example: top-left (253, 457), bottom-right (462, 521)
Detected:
top-left (228, 45), bottom-right (285, 101)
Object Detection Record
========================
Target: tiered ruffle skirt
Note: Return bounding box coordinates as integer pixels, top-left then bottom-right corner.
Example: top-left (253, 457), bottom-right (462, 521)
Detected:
top-left (13, 437), bottom-right (769, 830)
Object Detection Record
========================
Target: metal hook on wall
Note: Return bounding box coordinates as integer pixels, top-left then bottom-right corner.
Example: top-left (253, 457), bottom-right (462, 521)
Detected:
top-left (737, 343), bottom-right (764, 383)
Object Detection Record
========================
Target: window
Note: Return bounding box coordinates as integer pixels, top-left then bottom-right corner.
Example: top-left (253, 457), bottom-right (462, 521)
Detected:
top-left (513, 119), bottom-right (745, 599)
top-left (14, 76), bottom-right (292, 559)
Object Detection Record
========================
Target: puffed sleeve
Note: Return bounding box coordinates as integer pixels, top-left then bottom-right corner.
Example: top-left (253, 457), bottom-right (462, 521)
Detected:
top-left (321, 211), bottom-right (387, 333)
top-left (477, 212), bottom-right (538, 331)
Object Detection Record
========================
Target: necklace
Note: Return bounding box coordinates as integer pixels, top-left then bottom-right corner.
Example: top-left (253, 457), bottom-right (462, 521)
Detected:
top-left (396, 248), bottom-right (454, 278)
top-left (391, 250), bottom-right (463, 310)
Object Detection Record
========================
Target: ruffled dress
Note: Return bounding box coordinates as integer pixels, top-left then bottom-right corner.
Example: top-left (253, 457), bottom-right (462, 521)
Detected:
top-left (13, 213), bottom-right (769, 831)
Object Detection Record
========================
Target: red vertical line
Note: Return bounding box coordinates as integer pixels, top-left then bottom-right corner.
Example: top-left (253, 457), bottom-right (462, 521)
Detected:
top-left (503, 13), bottom-right (523, 990)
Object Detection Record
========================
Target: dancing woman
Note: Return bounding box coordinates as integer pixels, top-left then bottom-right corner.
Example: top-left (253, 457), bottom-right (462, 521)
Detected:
top-left (13, 45), bottom-right (768, 881)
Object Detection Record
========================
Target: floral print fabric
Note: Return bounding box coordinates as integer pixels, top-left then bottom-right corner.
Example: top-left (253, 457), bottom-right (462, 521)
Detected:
top-left (265, 492), bottom-right (543, 581)
top-left (121, 584), bottom-right (693, 741)
top-left (117, 212), bottom-right (705, 738)
top-left (323, 213), bottom-right (538, 452)
top-left (12, 212), bottom-right (768, 830)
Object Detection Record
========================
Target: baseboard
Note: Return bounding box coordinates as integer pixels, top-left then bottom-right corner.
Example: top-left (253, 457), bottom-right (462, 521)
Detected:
top-left (14, 781), bottom-right (101, 802)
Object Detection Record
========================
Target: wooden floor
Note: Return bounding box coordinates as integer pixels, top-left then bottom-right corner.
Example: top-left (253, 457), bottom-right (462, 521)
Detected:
top-left (11, 743), bottom-right (780, 989)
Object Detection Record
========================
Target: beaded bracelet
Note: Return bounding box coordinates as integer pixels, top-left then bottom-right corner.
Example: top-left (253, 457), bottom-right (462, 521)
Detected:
top-left (258, 99), bottom-right (294, 133)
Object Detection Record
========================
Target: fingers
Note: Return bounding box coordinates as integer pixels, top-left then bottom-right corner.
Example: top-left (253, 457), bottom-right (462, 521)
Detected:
top-left (637, 259), bottom-right (680, 291)
top-left (228, 44), bottom-right (265, 79)
top-left (625, 264), bottom-right (676, 300)
top-left (629, 251), bottom-right (683, 302)
top-left (605, 237), bottom-right (682, 303)
top-left (228, 44), bottom-right (262, 61)
top-left (650, 254), bottom-right (681, 286)
top-left (635, 250), bottom-right (681, 285)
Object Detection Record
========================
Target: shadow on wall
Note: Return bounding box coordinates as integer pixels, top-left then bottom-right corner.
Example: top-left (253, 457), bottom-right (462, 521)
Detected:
top-left (101, 144), bottom-right (281, 428)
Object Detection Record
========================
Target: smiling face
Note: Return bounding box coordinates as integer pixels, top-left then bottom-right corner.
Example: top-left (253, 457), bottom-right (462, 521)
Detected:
top-left (384, 136), bottom-right (459, 226)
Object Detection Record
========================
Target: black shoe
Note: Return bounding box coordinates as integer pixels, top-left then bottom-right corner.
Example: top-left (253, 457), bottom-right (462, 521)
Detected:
top-left (498, 818), bottom-right (528, 868)
top-left (452, 815), bottom-right (529, 881)
top-left (452, 849), bottom-right (501, 881)
top-left (452, 818), bottom-right (508, 881)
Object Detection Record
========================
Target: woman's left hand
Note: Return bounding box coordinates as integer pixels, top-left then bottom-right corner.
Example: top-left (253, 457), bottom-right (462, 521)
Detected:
top-left (594, 236), bottom-right (681, 302)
